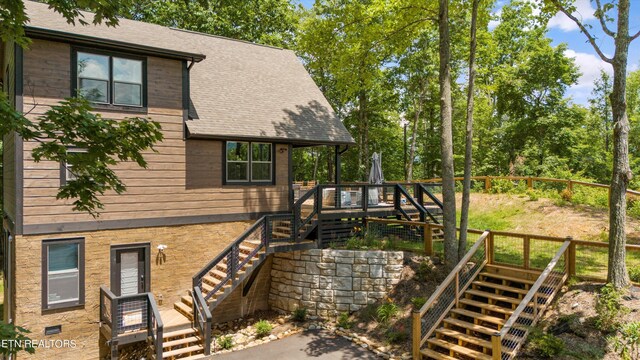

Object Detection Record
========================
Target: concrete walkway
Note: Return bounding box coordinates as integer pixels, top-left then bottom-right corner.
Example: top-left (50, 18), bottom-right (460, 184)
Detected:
top-left (212, 329), bottom-right (380, 359)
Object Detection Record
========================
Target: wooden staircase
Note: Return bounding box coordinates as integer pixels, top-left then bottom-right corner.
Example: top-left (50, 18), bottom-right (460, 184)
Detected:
top-left (157, 327), bottom-right (205, 360)
top-left (421, 265), bottom-right (541, 360)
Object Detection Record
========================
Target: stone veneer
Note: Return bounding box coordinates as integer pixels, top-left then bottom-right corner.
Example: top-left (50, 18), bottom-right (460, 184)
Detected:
top-left (269, 249), bottom-right (404, 318)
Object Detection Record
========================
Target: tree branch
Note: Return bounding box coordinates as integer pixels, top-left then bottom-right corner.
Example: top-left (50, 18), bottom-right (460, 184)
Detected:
top-left (631, 29), bottom-right (640, 42)
top-left (549, 0), bottom-right (613, 63)
top-left (595, 0), bottom-right (615, 37)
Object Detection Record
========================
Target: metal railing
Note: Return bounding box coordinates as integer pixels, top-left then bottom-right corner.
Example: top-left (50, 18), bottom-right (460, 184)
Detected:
top-left (411, 231), bottom-right (490, 359)
top-left (294, 186), bottom-right (318, 241)
top-left (192, 287), bottom-right (212, 356)
top-left (192, 216), bottom-right (268, 301)
top-left (493, 241), bottom-right (570, 360)
top-left (99, 286), bottom-right (163, 359)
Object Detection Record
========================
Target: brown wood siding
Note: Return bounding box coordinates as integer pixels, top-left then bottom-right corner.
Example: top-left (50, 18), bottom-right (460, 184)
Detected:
top-left (21, 39), bottom-right (290, 229)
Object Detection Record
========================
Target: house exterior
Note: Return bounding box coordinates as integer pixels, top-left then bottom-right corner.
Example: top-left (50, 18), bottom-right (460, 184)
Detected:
top-left (1, 2), bottom-right (354, 358)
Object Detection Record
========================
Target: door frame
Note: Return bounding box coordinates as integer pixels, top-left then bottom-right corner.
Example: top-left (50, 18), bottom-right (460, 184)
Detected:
top-left (110, 243), bottom-right (151, 296)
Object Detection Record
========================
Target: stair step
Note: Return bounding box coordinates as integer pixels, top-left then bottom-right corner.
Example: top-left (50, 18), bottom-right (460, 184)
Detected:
top-left (479, 271), bottom-right (535, 285)
top-left (435, 327), bottom-right (492, 349)
top-left (484, 264), bottom-right (542, 277)
top-left (163, 335), bottom-right (201, 349)
top-left (239, 245), bottom-right (260, 253)
top-left (271, 231), bottom-right (292, 238)
top-left (421, 348), bottom-right (458, 360)
top-left (451, 308), bottom-right (506, 326)
top-left (443, 317), bottom-right (497, 336)
top-left (427, 338), bottom-right (492, 360)
top-left (162, 344), bottom-right (203, 359)
top-left (472, 280), bottom-right (529, 295)
top-left (173, 302), bottom-right (194, 318)
top-left (210, 269), bottom-right (229, 279)
top-left (458, 298), bottom-right (513, 316)
top-left (465, 289), bottom-right (522, 305)
top-left (163, 327), bottom-right (198, 340)
top-left (181, 295), bottom-right (193, 307)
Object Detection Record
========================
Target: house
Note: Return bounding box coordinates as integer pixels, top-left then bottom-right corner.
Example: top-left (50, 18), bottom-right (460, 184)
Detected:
top-left (1, 1), bottom-right (357, 358)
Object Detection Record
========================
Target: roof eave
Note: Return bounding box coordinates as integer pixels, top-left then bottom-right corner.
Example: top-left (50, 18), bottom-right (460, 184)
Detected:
top-left (25, 26), bottom-right (206, 62)
top-left (186, 132), bottom-right (356, 147)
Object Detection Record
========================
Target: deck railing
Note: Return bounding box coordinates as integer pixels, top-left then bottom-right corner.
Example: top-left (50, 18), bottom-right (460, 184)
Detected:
top-left (99, 286), bottom-right (163, 359)
top-left (493, 241), bottom-right (570, 359)
top-left (412, 231), bottom-right (490, 359)
top-left (192, 286), bottom-right (212, 356)
top-left (192, 216), bottom-right (268, 301)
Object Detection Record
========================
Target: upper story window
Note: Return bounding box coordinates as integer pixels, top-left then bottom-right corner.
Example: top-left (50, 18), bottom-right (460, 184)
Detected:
top-left (61, 148), bottom-right (87, 185)
top-left (226, 142), bottom-right (273, 183)
top-left (76, 51), bottom-right (145, 107)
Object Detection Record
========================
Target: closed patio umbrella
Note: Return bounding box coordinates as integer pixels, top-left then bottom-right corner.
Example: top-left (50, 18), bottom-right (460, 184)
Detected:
top-left (368, 153), bottom-right (384, 204)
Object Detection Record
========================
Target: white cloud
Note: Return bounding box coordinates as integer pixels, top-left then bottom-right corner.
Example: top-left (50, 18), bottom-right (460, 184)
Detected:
top-left (548, 0), bottom-right (596, 32)
top-left (564, 49), bottom-right (612, 90)
top-left (489, 9), bottom-right (502, 30)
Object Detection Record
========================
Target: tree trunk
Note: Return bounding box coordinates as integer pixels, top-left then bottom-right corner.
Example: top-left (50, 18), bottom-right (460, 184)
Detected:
top-left (313, 148), bottom-right (319, 182)
top-left (607, 0), bottom-right (632, 288)
top-left (438, 0), bottom-right (457, 268)
top-left (459, 0), bottom-right (479, 261)
top-left (407, 98), bottom-right (422, 181)
top-left (327, 147), bottom-right (334, 183)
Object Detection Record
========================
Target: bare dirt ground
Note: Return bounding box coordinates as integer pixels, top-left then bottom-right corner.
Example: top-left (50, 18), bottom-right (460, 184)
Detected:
top-left (462, 192), bottom-right (640, 242)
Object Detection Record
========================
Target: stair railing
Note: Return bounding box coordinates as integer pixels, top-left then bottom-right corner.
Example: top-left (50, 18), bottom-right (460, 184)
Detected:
top-left (192, 216), bottom-right (269, 301)
top-left (395, 184), bottom-right (427, 222)
top-left (293, 186), bottom-right (318, 241)
top-left (417, 183), bottom-right (444, 224)
top-left (192, 287), bottom-right (212, 356)
top-left (492, 240), bottom-right (570, 360)
top-left (411, 231), bottom-right (490, 359)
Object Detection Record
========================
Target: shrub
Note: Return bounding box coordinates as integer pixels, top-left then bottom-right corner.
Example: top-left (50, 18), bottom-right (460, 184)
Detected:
top-left (528, 328), bottom-right (564, 358)
top-left (0, 323), bottom-right (35, 356)
top-left (411, 297), bottom-right (427, 309)
top-left (376, 302), bottom-right (399, 325)
top-left (527, 190), bottom-right (539, 201)
top-left (611, 321), bottom-right (640, 360)
top-left (254, 320), bottom-right (272, 338)
top-left (560, 189), bottom-right (573, 202)
top-left (385, 328), bottom-right (408, 344)
top-left (217, 335), bottom-right (234, 350)
top-left (337, 312), bottom-right (352, 329)
top-left (415, 261), bottom-right (433, 282)
top-left (595, 283), bottom-right (629, 333)
top-left (292, 307), bottom-right (307, 322)
top-left (629, 266), bottom-right (640, 283)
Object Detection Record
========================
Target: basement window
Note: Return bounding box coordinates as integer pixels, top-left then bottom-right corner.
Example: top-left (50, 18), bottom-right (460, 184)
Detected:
top-left (42, 238), bottom-right (85, 310)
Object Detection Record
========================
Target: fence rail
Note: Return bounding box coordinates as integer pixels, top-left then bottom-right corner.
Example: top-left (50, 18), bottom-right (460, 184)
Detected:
top-left (99, 286), bottom-right (163, 359)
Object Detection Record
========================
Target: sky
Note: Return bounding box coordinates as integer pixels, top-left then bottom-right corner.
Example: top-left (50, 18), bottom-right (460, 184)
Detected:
top-left (298, 0), bottom-right (640, 106)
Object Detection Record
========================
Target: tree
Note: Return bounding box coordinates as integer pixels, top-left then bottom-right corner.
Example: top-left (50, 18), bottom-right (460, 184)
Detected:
top-left (439, 0), bottom-right (458, 267)
top-left (459, 0), bottom-right (480, 260)
top-left (547, 0), bottom-right (640, 288)
top-left (1, 2), bottom-right (164, 216)
top-left (589, 70), bottom-right (614, 152)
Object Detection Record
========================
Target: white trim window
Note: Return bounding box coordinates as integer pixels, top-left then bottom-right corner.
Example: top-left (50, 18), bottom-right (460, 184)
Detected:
top-left (43, 238), bottom-right (85, 310)
top-left (64, 148), bottom-right (88, 183)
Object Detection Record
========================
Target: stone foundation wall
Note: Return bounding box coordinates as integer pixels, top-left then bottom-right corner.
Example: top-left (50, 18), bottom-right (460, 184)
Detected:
top-left (269, 249), bottom-right (403, 318)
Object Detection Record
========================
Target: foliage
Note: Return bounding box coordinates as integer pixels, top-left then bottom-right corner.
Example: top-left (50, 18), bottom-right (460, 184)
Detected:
top-left (0, 323), bottom-right (35, 356)
top-left (411, 297), bottom-right (427, 309)
top-left (292, 307), bottom-right (307, 322)
top-left (216, 335), bottom-right (234, 350)
top-left (594, 284), bottom-right (629, 333)
top-left (527, 327), bottom-right (565, 358)
top-left (0, 95), bottom-right (163, 216)
top-left (376, 302), bottom-right (398, 325)
top-left (385, 324), bottom-right (408, 344)
top-left (337, 312), bottom-right (352, 329)
top-left (560, 189), bottom-right (573, 202)
top-left (611, 321), bottom-right (640, 360)
top-left (629, 266), bottom-right (640, 283)
top-left (415, 261), bottom-right (434, 282)
top-left (254, 320), bottom-right (272, 338)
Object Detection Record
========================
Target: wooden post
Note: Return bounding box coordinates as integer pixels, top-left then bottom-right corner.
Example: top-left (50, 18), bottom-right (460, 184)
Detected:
top-left (568, 180), bottom-right (573, 192)
top-left (491, 333), bottom-right (501, 360)
top-left (487, 232), bottom-right (495, 264)
top-left (523, 236), bottom-right (530, 270)
top-left (424, 223), bottom-right (433, 256)
top-left (455, 272), bottom-right (460, 307)
top-left (527, 177), bottom-right (533, 190)
top-left (485, 176), bottom-right (492, 192)
top-left (412, 311), bottom-right (422, 359)
top-left (568, 237), bottom-right (576, 278)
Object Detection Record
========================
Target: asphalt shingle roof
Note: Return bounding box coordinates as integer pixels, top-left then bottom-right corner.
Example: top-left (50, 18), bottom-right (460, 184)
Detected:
top-left (24, 1), bottom-right (355, 145)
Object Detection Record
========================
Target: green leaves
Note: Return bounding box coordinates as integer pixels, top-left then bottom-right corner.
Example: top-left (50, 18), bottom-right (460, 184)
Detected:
top-left (1, 95), bottom-right (163, 217)
top-left (0, 323), bottom-right (35, 355)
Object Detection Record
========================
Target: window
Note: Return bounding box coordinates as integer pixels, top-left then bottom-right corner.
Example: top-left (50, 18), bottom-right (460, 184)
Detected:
top-left (76, 51), bottom-right (145, 107)
top-left (42, 238), bottom-right (85, 310)
top-left (226, 142), bottom-right (273, 183)
top-left (61, 148), bottom-right (88, 184)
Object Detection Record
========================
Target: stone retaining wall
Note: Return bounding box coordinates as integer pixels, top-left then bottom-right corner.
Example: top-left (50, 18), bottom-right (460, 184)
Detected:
top-left (269, 249), bottom-right (404, 318)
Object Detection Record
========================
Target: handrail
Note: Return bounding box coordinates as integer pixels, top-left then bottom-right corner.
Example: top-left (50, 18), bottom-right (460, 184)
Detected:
top-left (148, 293), bottom-right (163, 360)
top-left (418, 183), bottom-right (444, 210)
top-left (493, 240), bottom-right (570, 359)
top-left (412, 231), bottom-right (490, 359)
top-left (396, 184), bottom-right (428, 222)
top-left (192, 287), bottom-right (212, 356)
